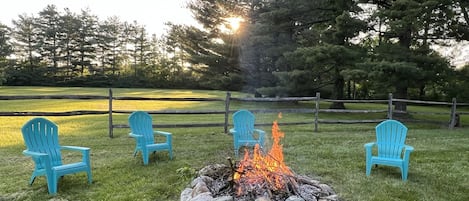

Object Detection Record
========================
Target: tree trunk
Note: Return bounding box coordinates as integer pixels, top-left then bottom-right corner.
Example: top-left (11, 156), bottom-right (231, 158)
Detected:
top-left (419, 85), bottom-right (425, 100)
top-left (394, 25), bottom-right (412, 113)
top-left (394, 86), bottom-right (407, 112)
top-left (330, 74), bottom-right (345, 109)
top-left (347, 80), bottom-right (352, 99)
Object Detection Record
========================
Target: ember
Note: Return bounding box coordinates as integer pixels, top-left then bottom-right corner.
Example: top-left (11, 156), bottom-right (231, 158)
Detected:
top-left (181, 115), bottom-right (338, 201)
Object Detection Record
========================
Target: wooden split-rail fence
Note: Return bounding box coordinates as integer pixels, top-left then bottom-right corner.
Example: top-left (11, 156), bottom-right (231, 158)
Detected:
top-left (1, 89), bottom-right (468, 138)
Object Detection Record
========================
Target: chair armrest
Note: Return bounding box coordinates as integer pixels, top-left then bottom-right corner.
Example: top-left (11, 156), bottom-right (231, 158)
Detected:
top-left (61, 146), bottom-right (90, 152)
top-left (155, 130), bottom-right (172, 144)
top-left (61, 146), bottom-right (91, 164)
top-left (129, 132), bottom-right (145, 145)
top-left (404, 145), bottom-right (414, 152)
top-left (23, 150), bottom-right (48, 158)
top-left (253, 129), bottom-right (266, 143)
top-left (129, 133), bottom-right (143, 138)
top-left (364, 142), bottom-right (376, 149)
top-left (229, 128), bottom-right (239, 142)
top-left (403, 145), bottom-right (414, 161)
top-left (154, 130), bottom-right (171, 136)
top-left (253, 129), bottom-right (265, 134)
top-left (364, 142), bottom-right (376, 154)
top-left (23, 150), bottom-right (53, 170)
top-left (364, 142), bottom-right (376, 161)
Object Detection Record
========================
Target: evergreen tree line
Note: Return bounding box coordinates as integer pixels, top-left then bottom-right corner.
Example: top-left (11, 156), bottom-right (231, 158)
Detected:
top-left (1, 1), bottom-right (469, 106)
top-left (0, 5), bottom-right (194, 88)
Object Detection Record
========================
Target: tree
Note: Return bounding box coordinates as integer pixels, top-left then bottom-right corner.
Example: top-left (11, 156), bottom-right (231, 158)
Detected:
top-left (292, 10), bottom-right (366, 109)
top-left (96, 16), bottom-right (125, 76)
top-left (58, 8), bottom-right (81, 77)
top-left (75, 9), bottom-right (98, 76)
top-left (165, 0), bottom-right (249, 90)
top-left (242, 0), bottom-right (299, 95)
top-left (37, 5), bottom-right (61, 75)
top-left (449, 0), bottom-right (469, 41)
top-left (0, 23), bottom-right (13, 85)
top-left (361, 0), bottom-right (461, 111)
top-left (11, 14), bottom-right (44, 85)
top-left (164, 23), bottom-right (196, 85)
top-left (250, 0), bottom-right (367, 109)
top-left (445, 65), bottom-right (469, 102)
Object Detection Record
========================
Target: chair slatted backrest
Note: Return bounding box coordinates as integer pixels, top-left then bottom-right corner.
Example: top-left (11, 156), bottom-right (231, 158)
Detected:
top-left (233, 110), bottom-right (256, 141)
top-left (129, 111), bottom-right (155, 145)
top-left (375, 120), bottom-right (408, 159)
top-left (21, 118), bottom-right (63, 168)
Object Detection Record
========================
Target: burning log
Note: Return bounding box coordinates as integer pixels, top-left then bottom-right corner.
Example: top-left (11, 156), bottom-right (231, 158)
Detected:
top-left (180, 163), bottom-right (338, 201)
top-left (180, 115), bottom-right (338, 201)
top-left (233, 119), bottom-right (295, 199)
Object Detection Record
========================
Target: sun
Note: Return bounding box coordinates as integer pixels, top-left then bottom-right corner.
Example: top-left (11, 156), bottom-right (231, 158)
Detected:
top-left (225, 17), bottom-right (244, 32)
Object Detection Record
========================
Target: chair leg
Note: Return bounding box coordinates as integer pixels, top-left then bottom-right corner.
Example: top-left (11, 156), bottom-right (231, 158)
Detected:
top-left (366, 164), bottom-right (371, 176)
top-left (366, 161), bottom-right (372, 176)
top-left (401, 165), bottom-right (408, 181)
top-left (47, 174), bottom-right (58, 195)
top-left (168, 148), bottom-right (173, 160)
top-left (29, 175), bottom-right (36, 185)
top-left (87, 169), bottom-right (93, 184)
top-left (142, 150), bottom-right (149, 165)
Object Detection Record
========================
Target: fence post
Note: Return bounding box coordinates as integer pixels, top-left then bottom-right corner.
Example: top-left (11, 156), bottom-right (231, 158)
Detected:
top-left (314, 92), bottom-right (320, 132)
top-left (109, 88), bottom-right (113, 138)
top-left (224, 91), bottom-right (231, 134)
top-left (387, 93), bottom-right (393, 119)
top-left (449, 98), bottom-right (457, 129)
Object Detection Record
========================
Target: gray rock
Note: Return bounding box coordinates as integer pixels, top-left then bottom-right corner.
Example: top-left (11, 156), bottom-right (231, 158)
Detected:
top-left (180, 188), bottom-right (193, 201)
top-left (318, 184), bottom-right (335, 196)
top-left (286, 195), bottom-right (306, 201)
top-left (189, 192), bottom-right (213, 201)
top-left (299, 184), bottom-right (321, 201)
top-left (212, 195), bottom-right (234, 201)
top-left (255, 196), bottom-right (272, 201)
top-left (190, 176), bottom-right (214, 188)
top-left (191, 182), bottom-right (210, 198)
top-left (321, 194), bottom-right (339, 201)
top-left (198, 164), bottom-right (230, 178)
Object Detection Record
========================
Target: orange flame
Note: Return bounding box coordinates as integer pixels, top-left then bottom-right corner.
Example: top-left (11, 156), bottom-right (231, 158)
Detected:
top-left (233, 114), bottom-right (293, 195)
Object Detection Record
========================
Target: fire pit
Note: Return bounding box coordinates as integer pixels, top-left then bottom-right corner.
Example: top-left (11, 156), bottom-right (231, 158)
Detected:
top-left (181, 118), bottom-right (339, 201)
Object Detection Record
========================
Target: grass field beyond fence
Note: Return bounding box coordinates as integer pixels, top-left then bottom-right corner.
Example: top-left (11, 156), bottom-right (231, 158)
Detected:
top-left (0, 86), bottom-right (468, 201)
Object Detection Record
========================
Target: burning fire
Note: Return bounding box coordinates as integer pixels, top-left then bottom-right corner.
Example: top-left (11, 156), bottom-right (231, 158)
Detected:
top-left (233, 113), bottom-right (294, 195)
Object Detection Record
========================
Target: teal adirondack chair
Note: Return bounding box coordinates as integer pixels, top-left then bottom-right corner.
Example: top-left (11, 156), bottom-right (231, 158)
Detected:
top-left (128, 111), bottom-right (173, 165)
top-left (229, 109), bottom-right (265, 157)
top-left (21, 118), bottom-right (92, 195)
top-left (364, 119), bottom-right (414, 180)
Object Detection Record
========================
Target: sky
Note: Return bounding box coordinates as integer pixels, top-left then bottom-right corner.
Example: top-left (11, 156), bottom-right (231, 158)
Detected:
top-left (0, 0), bottom-right (197, 36)
top-left (0, 1), bottom-right (467, 67)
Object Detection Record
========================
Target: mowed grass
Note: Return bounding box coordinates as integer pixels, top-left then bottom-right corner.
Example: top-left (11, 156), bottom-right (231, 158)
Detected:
top-left (0, 86), bottom-right (468, 201)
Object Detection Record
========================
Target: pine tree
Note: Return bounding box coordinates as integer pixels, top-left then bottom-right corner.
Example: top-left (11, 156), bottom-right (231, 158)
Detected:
top-left (13, 15), bottom-right (40, 71)
top-left (75, 9), bottom-right (98, 76)
top-left (250, 0), bottom-right (367, 109)
top-left (37, 5), bottom-right (61, 75)
top-left (362, 0), bottom-right (461, 111)
top-left (96, 16), bottom-right (124, 76)
top-left (0, 23), bottom-right (13, 85)
top-left (165, 0), bottom-right (249, 90)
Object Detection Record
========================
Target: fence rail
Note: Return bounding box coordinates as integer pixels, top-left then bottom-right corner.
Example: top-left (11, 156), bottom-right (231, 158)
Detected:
top-left (1, 89), bottom-right (467, 138)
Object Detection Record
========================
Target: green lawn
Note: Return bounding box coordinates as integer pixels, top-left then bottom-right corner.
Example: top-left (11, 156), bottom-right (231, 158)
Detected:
top-left (0, 86), bottom-right (468, 201)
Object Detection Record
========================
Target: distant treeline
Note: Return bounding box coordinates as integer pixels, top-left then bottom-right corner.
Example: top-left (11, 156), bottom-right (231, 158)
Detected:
top-left (0, 1), bottom-right (469, 105)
